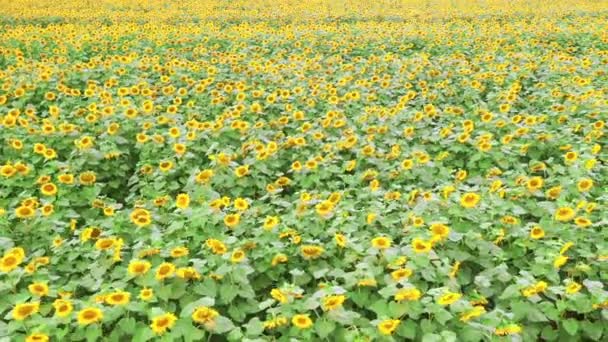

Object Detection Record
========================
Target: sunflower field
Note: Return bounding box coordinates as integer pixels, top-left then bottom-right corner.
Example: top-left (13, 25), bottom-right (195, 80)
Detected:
top-left (0, 0), bottom-right (607, 341)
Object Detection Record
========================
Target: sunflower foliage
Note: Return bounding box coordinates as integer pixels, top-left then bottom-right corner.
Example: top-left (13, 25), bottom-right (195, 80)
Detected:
top-left (0, 0), bottom-right (607, 341)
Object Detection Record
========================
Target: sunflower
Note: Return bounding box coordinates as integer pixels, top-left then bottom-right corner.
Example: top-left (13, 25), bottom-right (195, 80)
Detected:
top-left (531, 281), bottom-right (548, 297)
top-left (175, 193), bottom-right (190, 209)
top-left (495, 324), bottom-right (522, 336)
top-left (170, 246), bottom-right (189, 258)
top-left (453, 169), bottom-right (467, 181)
top-left (102, 206), bottom-right (114, 216)
top-left (371, 236), bottom-right (391, 249)
top-left (501, 215), bottom-right (519, 225)
top-left (28, 282), bottom-right (49, 297)
top-left (150, 313), bottom-right (177, 335)
top-left (12, 302), bottom-right (40, 320)
top-left (369, 179), bottom-right (380, 191)
top-left (263, 216), bottom-right (280, 230)
top-left (25, 333), bottom-right (49, 342)
top-left (328, 192), bottom-right (342, 204)
top-left (545, 186), bottom-right (562, 200)
top-left (192, 306), bottom-right (219, 324)
top-left (574, 216), bottom-right (591, 228)
top-left (52, 299), bottom-right (73, 317)
top-left (139, 288), bottom-right (154, 301)
top-left (231, 249), bottom-right (246, 263)
top-left (15, 205), bottom-right (36, 219)
top-left (159, 161), bottom-right (174, 172)
top-left (460, 192), bottom-right (480, 208)
top-left (377, 319), bottom-right (400, 335)
top-left (81, 227), bottom-right (101, 241)
top-left (577, 178), bottom-right (593, 192)
top-left (0, 164), bottom-right (16, 178)
top-left (173, 143), bottom-right (186, 155)
top-left (51, 236), bottom-right (63, 248)
top-left (206, 239), bottom-right (227, 254)
top-left (291, 314), bottom-right (313, 329)
top-left (40, 204), bottom-right (54, 216)
top-left (390, 268), bottom-right (413, 281)
top-left (77, 307), bottom-right (103, 325)
top-left (555, 207), bottom-right (575, 221)
top-left (526, 176), bottom-right (544, 191)
top-left (233, 198), bottom-right (249, 211)
top-left (334, 233), bottom-right (347, 248)
top-left (195, 169), bottom-right (214, 184)
top-left (554, 255), bottom-right (568, 269)
top-left (315, 200), bottom-right (334, 216)
top-left (94, 238), bottom-right (115, 250)
top-left (437, 292), bottom-right (462, 306)
top-left (223, 213), bottom-right (240, 228)
top-left (234, 165), bottom-right (249, 177)
top-left (264, 316), bottom-right (288, 330)
top-left (130, 208), bottom-right (152, 227)
top-left (153, 195), bottom-right (169, 207)
top-left (412, 238), bottom-right (432, 253)
top-left (271, 253), bottom-right (288, 266)
top-left (176, 267), bottom-right (201, 280)
top-left (1, 253), bottom-right (23, 272)
top-left (529, 226), bottom-right (545, 239)
top-left (155, 262), bottom-right (176, 281)
top-left (460, 306), bottom-right (486, 322)
top-left (322, 295), bottom-right (346, 311)
top-left (79, 171), bottom-right (97, 185)
top-left (105, 290), bottom-right (131, 306)
top-left (564, 151), bottom-right (578, 164)
top-left (394, 288), bottom-right (422, 302)
top-left (400, 159), bottom-right (414, 170)
top-left (429, 223), bottom-right (450, 240)
top-left (300, 245), bottom-right (324, 259)
top-left (33, 143), bottom-right (46, 154)
top-left (565, 282), bottom-right (582, 294)
top-left (7, 247), bottom-right (25, 259)
top-left (560, 242), bottom-right (574, 255)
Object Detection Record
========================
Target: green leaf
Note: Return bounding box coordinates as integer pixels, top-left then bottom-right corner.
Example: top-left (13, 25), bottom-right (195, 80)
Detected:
top-left (440, 330), bottom-right (458, 342)
top-left (581, 321), bottom-right (603, 341)
top-left (315, 318), bottom-right (336, 338)
top-left (511, 300), bottom-right (530, 320)
top-left (227, 327), bottom-right (243, 341)
top-left (258, 299), bottom-right (274, 310)
top-left (370, 299), bottom-right (390, 317)
top-left (174, 318), bottom-right (195, 340)
top-left (459, 327), bottom-right (483, 341)
top-left (434, 309), bottom-right (453, 325)
top-left (85, 325), bottom-right (101, 342)
top-left (527, 307), bottom-right (548, 322)
top-left (212, 316), bottom-right (235, 334)
top-left (420, 319), bottom-right (434, 334)
top-left (220, 283), bottom-right (239, 304)
top-left (541, 326), bottom-right (558, 340)
top-left (388, 301), bottom-right (408, 317)
top-left (563, 319), bottom-right (579, 336)
top-left (398, 320), bottom-right (417, 339)
top-left (499, 284), bottom-right (521, 300)
top-left (328, 309), bottom-right (360, 325)
top-left (0, 320), bottom-right (8, 338)
top-left (245, 317), bottom-right (264, 337)
top-left (350, 290), bottom-right (370, 307)
top-left (118, 317), bottom-right (136, 334)
top-left (132, 322), bottom-right (154, 342)
top-left (421, 333), bottom-right (442, 342)
top-left (156, 285), bottom-right (172, 301)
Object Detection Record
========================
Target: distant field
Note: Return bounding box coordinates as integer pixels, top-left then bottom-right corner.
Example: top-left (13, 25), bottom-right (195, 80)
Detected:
top-left (0, 1), bottom-right (606, 341)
